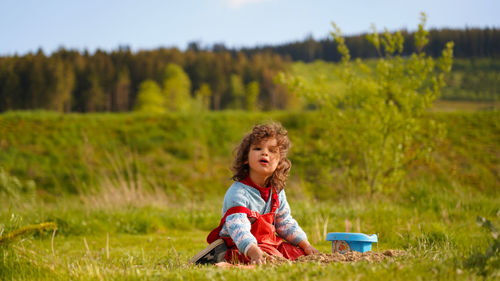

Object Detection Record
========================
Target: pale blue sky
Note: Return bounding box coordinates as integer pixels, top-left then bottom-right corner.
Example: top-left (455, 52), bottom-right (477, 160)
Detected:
top-left (1, 0), bottom-right (498, 55)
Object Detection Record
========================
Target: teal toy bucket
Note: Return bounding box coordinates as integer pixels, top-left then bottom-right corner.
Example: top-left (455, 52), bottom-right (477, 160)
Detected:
top-left (326, 232), bottom-right (378, 253)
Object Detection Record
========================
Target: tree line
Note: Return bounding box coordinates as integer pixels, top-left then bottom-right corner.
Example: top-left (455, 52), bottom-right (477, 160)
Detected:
top-left (0, 48), bottom-right (291, 112)
top-left (240, 27), bottom-right (500, 62)
top-left (0, 27), bottom-right (498, 113)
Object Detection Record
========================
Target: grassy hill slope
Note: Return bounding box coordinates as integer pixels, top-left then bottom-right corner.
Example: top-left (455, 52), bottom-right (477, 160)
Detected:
top-left (0, 110), bottom-right (499, 280)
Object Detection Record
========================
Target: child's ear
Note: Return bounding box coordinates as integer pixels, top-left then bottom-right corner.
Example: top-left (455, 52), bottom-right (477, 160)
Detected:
top-left (244, 160), bottom-right (249, 164)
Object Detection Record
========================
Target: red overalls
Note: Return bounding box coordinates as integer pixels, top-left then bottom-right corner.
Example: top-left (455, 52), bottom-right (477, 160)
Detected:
top-left (207, 179), bottom-right (305, 264)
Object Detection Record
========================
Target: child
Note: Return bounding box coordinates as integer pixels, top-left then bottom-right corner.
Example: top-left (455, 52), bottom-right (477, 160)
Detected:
top-left (190, 122), bottom-right (318, 265)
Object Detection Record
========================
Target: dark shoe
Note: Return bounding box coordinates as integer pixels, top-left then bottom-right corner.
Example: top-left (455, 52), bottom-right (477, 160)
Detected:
top-left (189, 238), bottom-right (228, 265)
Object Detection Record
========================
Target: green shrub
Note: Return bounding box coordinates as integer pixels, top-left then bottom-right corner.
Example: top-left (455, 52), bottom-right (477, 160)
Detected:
top-left (0, 168), bottom-right (36, 202)
top-left (464, 217), bottom-right (500, 278)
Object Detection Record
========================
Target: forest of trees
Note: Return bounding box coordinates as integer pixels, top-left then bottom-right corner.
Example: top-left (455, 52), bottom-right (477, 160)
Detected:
top-left (241, 27), bottom-right (500, 62)
top-left (0, 28), bottom-right (498, 113)
top-left (0, 49), bottom-right (290, 112)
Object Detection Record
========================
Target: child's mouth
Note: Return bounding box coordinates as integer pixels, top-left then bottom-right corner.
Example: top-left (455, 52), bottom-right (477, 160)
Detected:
top-left (259, 159), bottom-right (269, 165)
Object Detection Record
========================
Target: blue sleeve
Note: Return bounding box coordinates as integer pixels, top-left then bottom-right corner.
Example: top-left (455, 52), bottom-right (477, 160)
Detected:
top-left (221, 213), bottom-right (257, 255)
top-left (222, 183), bottom-right (249, 214)
top-left (219, 183), bottom-right (257, 255)
top-left (275, 190), bottom-right (307, 245)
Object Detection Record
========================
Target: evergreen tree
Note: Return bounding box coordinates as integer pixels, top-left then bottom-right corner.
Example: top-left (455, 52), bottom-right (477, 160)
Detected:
top-left (84, 73), bottom-right (104, 112)
top-left (26, 50), bottom-right (48, 109)
top-left (0, 59), bottom-right (21, 111)
top-left (47, 57), bottom-right (75, 112)
top-left (112, 68), bottom-right (131, 111)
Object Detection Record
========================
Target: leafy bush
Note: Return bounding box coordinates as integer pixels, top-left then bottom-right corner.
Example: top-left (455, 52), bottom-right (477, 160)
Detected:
top-left (281, 13), bottom-right (454, 194)
top-left (0, 168), bottom-right (36, 202)
top-left (464, 217), bottom-right (500, 278)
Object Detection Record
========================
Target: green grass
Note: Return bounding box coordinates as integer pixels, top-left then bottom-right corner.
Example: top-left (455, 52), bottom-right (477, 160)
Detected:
top-left (432, 100), bottom-right (500, 112)
top-left (1, 193), bottom-right (498, 280)
top-left (0, 110), bottom-right (499, 280)
top-left (291, 59), bottom-right (500, 102)
top-left (1, 110), bottom-right (498, 197)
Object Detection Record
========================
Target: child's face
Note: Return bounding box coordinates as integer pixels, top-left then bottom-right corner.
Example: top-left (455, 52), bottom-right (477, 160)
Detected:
top-left (247, 138), bottom-right (280, 182)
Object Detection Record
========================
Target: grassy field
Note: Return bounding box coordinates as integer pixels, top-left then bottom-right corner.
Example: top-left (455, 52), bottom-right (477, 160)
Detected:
top-left (291, 59), bottom-right (500, 103)
top-left (1, 110), bottom-right (499, 280)
top-left (432, 100), bottom-right (499, 112)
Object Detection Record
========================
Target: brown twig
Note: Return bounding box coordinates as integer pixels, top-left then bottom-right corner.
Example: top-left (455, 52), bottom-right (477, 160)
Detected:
top-left (167, 237), bottom-right (180, 267)
top-left (106, 232), bottom-right (110, 260)
top-left (83, 237), bottom-right (90, 256)
top-left (51, 228), bottom-right (57, 256)
top-left (0, 222), bottom-right (57, 244)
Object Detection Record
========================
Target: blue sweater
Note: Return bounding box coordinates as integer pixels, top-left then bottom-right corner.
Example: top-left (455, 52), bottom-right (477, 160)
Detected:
top-left (219, 181), bottom-right (307, 255)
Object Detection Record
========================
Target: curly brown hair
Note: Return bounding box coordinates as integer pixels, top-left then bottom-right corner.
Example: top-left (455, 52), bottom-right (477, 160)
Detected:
top-left (231, 122), bottom-right (291, 192)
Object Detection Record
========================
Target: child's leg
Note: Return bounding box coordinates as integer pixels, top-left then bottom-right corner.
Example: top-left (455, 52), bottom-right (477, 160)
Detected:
top-left (225, 244), bottom-right (285, 264)
top-left (277, 242), bottom-right (306, 261)
top-left (225, 246), bottom-right (251, 264)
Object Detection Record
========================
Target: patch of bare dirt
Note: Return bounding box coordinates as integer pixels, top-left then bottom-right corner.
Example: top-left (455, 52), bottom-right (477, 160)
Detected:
top-left (214, 250), bottom-right (405, 268)
top-left (264, 254), bottom-right (292, 265)
top-left (262, 250), bottom-right (405, 265)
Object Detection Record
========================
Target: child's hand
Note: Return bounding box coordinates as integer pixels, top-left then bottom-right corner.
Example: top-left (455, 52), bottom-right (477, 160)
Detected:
top-left (303, 244), bottom-right (320, 255)
top-left (298, 240), bottom-right (320, 255)
top-left (247, 244), bottom-right (266, 264)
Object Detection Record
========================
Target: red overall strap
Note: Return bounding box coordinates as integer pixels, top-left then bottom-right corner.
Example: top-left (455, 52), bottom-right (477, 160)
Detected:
top-left (207, 206), bottom-right (260, 244)
top-left (206, 186), bottom-right (280, 244)
top-left (270, 188), bottom-right (279, 214)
